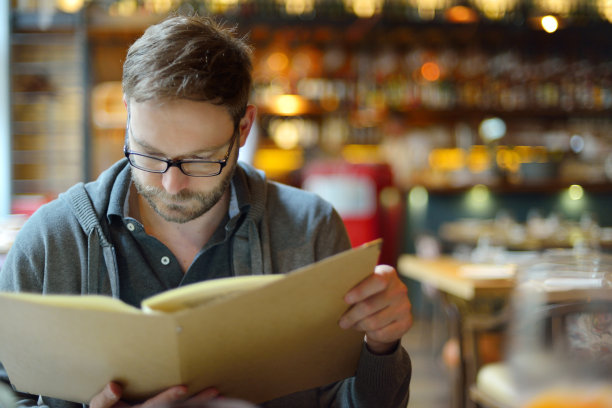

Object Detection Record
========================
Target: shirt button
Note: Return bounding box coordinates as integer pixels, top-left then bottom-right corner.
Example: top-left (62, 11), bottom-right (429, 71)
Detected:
top-left (161, 256), bottom-right (170, 266)
top-left (126, 223), bottom-right (135, 232)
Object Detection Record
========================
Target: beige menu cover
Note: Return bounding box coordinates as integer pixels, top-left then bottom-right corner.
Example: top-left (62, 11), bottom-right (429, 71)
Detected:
top-left (0, 239), bottom-right (382, 404)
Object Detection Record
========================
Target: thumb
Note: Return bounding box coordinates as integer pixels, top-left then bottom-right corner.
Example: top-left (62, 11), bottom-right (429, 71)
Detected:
top-left (90, 382), bottom-right (122, 408)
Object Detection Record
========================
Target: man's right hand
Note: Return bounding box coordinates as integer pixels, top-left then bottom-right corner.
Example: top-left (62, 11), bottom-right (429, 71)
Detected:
top-left (90, 382), bottom-right (220, 408)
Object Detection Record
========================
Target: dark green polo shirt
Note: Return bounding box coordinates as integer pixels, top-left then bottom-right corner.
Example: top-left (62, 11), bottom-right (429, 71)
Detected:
top-left (105, 166), bottom-right (250, 307)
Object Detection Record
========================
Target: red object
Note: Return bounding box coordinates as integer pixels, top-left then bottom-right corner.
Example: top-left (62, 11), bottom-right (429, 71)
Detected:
top-left (301, 160), bottom-right (402, 266)
top-left (11, 195), bottom-right (52, 216)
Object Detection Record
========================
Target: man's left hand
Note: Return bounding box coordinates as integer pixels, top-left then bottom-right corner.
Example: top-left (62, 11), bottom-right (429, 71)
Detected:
top-left (339, 264), bottom-right (413, 355)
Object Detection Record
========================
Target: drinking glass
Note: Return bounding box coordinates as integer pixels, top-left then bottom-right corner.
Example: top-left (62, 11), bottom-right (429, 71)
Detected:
top-left (506, 248), bottom-right (612, 408)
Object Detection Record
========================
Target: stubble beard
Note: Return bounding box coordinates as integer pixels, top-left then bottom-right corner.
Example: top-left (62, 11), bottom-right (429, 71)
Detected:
top-left (131, 163), bottom-right (235, 224)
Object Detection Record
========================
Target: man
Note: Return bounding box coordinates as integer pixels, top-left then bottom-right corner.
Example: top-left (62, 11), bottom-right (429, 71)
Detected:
top-left (0, 14), bottom-right (412, 408)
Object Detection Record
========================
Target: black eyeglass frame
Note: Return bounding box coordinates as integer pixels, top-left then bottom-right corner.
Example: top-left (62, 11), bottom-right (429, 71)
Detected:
top-left (124, 115), bottom-right (239, 178)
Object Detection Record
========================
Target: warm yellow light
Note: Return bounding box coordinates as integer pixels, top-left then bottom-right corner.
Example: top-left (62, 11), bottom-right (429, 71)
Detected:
top-left (428, 148), bottom-right (466, 172)
top-left (421, 62), bottom-right (441, 82)
top-left (353, 0), bottom-right (375, 17)
top-left (56, 0), bottom-right (84, 13)
top-left (282, 0), bottom-right (314, 14)
top-left (345, 0), bottom-right (383, 18)
top-left (466, 145), bottom-right (492, 173)
top-left (473, 0), bottom-right (518, 19)
top-left (496, 147), bottom-right (521, 173)
top-left (269, 94), bottom-right (308, 116)
top-left (271, 120), bottom-right (301, 150)
top-left (598, 0), bottom-right (612, 22)
top-left (267, 52), bottom-right (289, 72)
top-left (253, 148), bottom-right (304, 178)
top-left (514, 146), bottom-right (532, 163)
top-left (541, 15), bottom-right (559, 33)
top-left (342, 144), bottom-right (382, 164)
top-left (523, 386), bottom-right (612, 408)
top-left (568, 184), bottom-right (584, 200)
top-left (445, 5), bottom-right (479, 23)
top-left (209, 0), bottom-right (239, 13)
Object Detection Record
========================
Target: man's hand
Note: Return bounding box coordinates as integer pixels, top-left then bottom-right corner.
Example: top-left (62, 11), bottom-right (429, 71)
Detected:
top-left (90, 382), bottom-right (220, 408)
top-left (339, 264), bottom-right (413, 355)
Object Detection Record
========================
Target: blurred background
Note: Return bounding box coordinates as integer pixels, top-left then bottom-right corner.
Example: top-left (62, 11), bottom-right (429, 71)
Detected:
top-left (2, 1), bottom-right (612, 407)
top-left (3, 0), bottom-right (612, 261)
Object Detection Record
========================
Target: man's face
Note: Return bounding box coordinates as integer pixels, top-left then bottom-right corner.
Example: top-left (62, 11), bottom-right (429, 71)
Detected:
top-left (126, 99), bottom-right (239, 224)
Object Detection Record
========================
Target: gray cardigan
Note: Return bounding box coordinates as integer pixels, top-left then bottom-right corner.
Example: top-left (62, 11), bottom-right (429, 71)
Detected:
top-left (0, 160), bottom-right (411, 408)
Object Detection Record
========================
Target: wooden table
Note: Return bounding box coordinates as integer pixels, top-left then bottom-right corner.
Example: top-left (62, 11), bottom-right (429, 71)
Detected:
top-left (399, 254), bottom-right (612, 408)
top-left (398, 255), bottom-right (515, 301)
top-left (398, 255), bottom-right (517, 408)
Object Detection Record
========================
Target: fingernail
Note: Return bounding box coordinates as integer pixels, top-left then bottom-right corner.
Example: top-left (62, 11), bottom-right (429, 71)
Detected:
top-left (107, 383), bottom-right (121, 400)
top-left (175, 387), bottom-right (188, 397)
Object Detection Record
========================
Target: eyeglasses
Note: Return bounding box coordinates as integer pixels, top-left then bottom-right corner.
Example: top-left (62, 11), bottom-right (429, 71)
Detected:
top-left (124, 117), bottom-right (238, 177)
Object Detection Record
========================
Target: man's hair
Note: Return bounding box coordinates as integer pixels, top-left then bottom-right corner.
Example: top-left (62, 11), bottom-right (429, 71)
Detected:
top-left (122, 15), bottom-right (253, 124)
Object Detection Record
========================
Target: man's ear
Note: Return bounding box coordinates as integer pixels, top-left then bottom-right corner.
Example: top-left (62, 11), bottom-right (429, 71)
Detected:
top-left (238, 105), bottom-right (257, 148)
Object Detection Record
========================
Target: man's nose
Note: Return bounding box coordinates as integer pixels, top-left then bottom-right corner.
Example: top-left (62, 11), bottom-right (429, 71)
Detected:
top-left (161, 165), bottom-right (190, 194)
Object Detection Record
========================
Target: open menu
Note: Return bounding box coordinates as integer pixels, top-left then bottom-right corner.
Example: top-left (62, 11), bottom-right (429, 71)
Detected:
top-left (0, 240), bottom-right (381, 405)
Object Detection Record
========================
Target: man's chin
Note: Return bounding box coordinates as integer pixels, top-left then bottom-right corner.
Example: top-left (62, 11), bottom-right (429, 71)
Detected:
top-left (132, 170), bottom-right (232, 224)
top-left (151, 202), bottom-right (205, 224)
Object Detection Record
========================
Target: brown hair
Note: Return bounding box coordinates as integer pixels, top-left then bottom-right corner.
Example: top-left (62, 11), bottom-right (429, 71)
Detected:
top-left (122, 15), bottom-right (253, 124)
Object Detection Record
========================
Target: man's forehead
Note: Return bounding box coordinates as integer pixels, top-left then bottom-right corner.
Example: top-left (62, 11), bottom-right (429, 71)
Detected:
top-left (127, 117), bottom-right (234, 157)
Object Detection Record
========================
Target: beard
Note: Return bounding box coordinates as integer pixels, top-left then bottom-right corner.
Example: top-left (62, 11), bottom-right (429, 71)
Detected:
top-left (131, 161), bottom-right (235, 224)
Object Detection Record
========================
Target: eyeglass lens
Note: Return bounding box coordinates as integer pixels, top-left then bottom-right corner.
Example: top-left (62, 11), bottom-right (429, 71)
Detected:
top-left (128, 153), bottom-right (223, 176)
